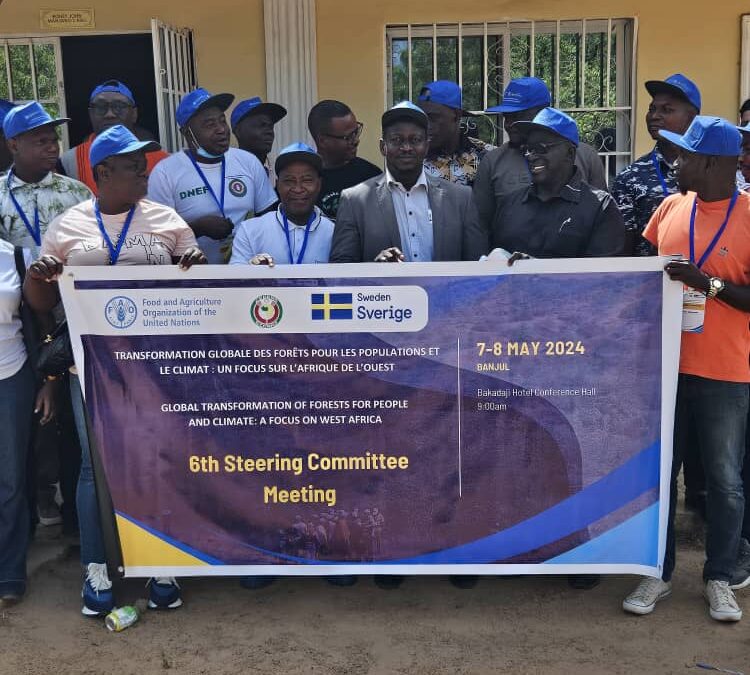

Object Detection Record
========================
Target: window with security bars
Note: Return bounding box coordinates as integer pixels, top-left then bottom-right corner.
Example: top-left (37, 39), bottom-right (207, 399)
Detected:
top-left (0, 38), bottom-right (68, 148)
top-left (386, 19), bottom-right (636, 181)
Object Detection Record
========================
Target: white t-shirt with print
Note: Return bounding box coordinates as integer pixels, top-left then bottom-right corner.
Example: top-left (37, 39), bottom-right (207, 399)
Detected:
top-left (147, 148), bottom-right (277, 263)
top-left (0, 239), bottom-right (30, 380)
top-left (41, 198), bottom-right (197, 266)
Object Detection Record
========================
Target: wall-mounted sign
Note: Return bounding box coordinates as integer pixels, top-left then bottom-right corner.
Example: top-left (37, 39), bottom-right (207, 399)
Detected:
top-left (39, 8), bottom-right (95, 30)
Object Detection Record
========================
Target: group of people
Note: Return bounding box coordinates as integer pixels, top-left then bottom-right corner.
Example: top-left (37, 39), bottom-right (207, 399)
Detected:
top-left (0, 69), bottom-right (748, 626)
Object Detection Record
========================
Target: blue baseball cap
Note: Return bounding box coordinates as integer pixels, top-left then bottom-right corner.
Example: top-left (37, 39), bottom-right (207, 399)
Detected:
top-left (89, 124), bottom-right (161, 168)
top-left (513, 107), bottom-right (579, 146)
top-left (274, 141), bottom-right (322, 175)
top-left (485, 77), bottom-right (551, 114)
top-left (382, 100), bottom-right (429, 131)
top-left (659, 116), bottom-right (740, 157)
top-left (231, 97), bottom-right (287, 129)
top-left (2, 101), bottom-right (70, 140)
top-left (0, 99), bottom-right (16, 131)
top-left (645, 73), bottom-right (701, 112)
top-left (90, 79), bottom-right (135, 104)
top-left (418, 80), bottom-right (472, 114)
top-left (176, 88), bottom-right (234, 128)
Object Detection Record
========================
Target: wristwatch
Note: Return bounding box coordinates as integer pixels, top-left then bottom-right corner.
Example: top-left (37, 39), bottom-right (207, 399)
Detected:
top-left (706, 276), bottom-right (725, 299)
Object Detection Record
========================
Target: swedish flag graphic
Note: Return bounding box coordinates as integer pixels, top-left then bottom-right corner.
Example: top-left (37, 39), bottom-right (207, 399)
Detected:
top-left (311, 292), bottom-right (353, 320)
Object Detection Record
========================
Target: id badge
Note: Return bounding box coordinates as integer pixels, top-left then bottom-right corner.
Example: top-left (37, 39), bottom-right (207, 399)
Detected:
top-left (682, 287), bottom-right (706, 333)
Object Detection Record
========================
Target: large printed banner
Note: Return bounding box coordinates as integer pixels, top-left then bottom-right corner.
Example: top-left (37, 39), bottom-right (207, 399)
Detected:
top-left (59, 259), bottom-right (681, 578)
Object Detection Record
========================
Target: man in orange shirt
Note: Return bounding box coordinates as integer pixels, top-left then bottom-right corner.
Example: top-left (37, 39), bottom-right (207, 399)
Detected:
top-left (59, 80), bottom-right (168, 195)
top-left (622, 116), bottom-right (750, 622)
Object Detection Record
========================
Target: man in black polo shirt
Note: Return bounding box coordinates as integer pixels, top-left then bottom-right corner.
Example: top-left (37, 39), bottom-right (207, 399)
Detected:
top-left (307, 100), bottom-right (382, 219)
top-left (491, 107), bottom-right (626, 260)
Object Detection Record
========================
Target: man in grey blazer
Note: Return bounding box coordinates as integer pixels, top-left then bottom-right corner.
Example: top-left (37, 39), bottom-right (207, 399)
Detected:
top-left (329, 101), bottom-right (487, 263)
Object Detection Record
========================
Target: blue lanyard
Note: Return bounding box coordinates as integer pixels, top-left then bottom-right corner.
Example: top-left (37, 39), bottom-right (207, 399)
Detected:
top-left (651, 150), bottom-right (671, 197)
top-left (186, 151), bottom-right (226, 218)
top-left (281, 209), bottom-right (315, 264)
top-left (7, 169), bottom-right (41, 246)
top-left (94, 199), bottom-right (136, 265)
top-left (689, 189), bottom-right (739, 269)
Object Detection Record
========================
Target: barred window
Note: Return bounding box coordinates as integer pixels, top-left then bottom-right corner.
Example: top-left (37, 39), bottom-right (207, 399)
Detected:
top-left (386, 20), bottom-right (636, 181)
top-left (0, 38), bottom-right (68, 148)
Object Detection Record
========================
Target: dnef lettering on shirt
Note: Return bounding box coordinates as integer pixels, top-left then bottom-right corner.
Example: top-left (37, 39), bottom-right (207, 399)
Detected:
top-left (147, 148), bottom-right (277, 263)
top-left (490, 169), bottom-right (626, 258)
top-left (41, 198), bottom-right (197, 266)
top-left (643, 191), bottom-right (750, 383)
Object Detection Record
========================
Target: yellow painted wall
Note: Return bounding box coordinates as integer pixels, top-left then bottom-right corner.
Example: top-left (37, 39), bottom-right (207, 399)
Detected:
top-left (0, 0), bottom-right (267, 117)
top-left (1, 0), bottom-right (747, 164)
top-left (316, 0), bottom-right (749, 162)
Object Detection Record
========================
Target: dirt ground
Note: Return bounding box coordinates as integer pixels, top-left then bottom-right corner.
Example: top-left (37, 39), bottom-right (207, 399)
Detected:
top-left (1, 509), bottom-right (749, 675)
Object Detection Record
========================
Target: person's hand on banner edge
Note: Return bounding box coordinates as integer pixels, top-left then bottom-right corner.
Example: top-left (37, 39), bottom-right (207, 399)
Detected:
top-left (34, 379), bottom-right (59, 425)
top-left (375, 247), bottom-right (405, 263)
top-left (28, 255), bottom-right (63, 282)
top-left (664, 258), bottom-right (710, 293)
top-left (250, 253), bottom-right (275, 267)
top-left (189, 216), bottom-right (234, 240)
top-left (175, 247), bottom-right (208, 270)
top-left (507, 251), bottom-right (533, 266)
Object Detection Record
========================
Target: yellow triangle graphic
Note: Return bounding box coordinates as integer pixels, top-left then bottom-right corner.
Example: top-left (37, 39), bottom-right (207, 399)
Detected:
top-left (116, 514), bottom-right (209, 567)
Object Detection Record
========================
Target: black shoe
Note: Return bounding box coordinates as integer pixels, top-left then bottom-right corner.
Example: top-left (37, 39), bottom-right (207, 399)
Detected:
top-left (374, 575), bottom-right (403, 590)
top-left (325, 575), bottom-right (358, 587)
top-left (449, 575), bottom-right (478, 589)
top-left (567, 574), bottom-right (600, 590)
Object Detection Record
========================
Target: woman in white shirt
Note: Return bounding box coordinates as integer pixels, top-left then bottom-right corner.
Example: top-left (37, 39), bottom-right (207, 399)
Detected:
top-left (0, 240), bottom-right (55, 608)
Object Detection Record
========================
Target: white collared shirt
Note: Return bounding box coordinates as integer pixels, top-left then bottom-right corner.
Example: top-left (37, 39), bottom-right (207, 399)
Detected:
top-left (385, 168), bottom-right (433, 262)
top-left (229, 206), bottom-right (333, 265)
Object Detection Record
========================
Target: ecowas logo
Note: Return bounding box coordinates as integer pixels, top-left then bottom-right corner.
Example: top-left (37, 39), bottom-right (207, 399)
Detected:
top-left (104, 296), bottom-right (137, 329)
top-left (309, 287), bottom-right (428, 332)
top-left (250, 294), bottom-right (283, 328)
top-left (228, 178), bottom-right (247, 197)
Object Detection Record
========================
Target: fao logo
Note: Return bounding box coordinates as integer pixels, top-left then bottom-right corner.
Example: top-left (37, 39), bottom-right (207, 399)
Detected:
top-left (250, 295), bottom-right (283, 328)
top-left (104, 296), bottom-right (137, 329)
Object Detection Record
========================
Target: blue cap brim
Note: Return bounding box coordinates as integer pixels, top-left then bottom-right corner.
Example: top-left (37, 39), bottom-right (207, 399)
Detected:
top-left (8, 116), bottom-right (70, 138)
top-left (513, 120), bottom-right (577, 146)
top-left (103, 140), bottom-right (161, 164)
top-left (275, 150), bottom-right (322, 175)
top-left (234, 102), bottom-right (287, 128)
top-left (182, 93), bottom-right (234, 127)
top-left (645, 81), bottom-right (699, 110)
top-left (485, 103), bottom-right (533, 114)
top-left (657, 129), bottom-right (694, 152)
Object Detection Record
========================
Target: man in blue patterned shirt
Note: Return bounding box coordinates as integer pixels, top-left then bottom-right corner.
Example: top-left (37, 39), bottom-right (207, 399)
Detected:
top-left (610, 74), bottom-right (700, 256)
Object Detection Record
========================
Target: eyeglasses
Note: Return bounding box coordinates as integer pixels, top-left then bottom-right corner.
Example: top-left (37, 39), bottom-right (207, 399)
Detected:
top-left (89, 101), bottom-right (134, 117)
top-left (323, 121), bottom-right (364, 144)
top-left (522, 141), bottom-right (568, 156)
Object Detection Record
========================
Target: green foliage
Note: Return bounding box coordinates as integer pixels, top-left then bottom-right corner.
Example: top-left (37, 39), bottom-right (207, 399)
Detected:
top-left (0, 42), bottom-right (58, 103)
top-left (390, 27), bottom-right (621, 149)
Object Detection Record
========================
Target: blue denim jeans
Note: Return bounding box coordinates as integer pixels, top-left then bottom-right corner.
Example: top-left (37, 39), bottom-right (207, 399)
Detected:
top-left (0, 361), bottom-right (35, 597)
top-left (70, 373), bottom-right (105, 565)
top-left (663, 375), bottom-right (748, 582)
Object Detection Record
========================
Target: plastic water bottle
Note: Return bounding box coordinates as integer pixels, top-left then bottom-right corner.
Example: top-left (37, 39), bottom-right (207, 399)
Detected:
top-left (105, 599), bottom-right (147, 632)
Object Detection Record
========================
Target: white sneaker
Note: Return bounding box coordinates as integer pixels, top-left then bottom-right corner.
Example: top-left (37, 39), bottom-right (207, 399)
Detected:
top-left (704, 580), bottom-right (742, 622)
top-left (81, 563), bottom-right (114, 616)
top-left (622, 577), bottom-right (672, 615)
